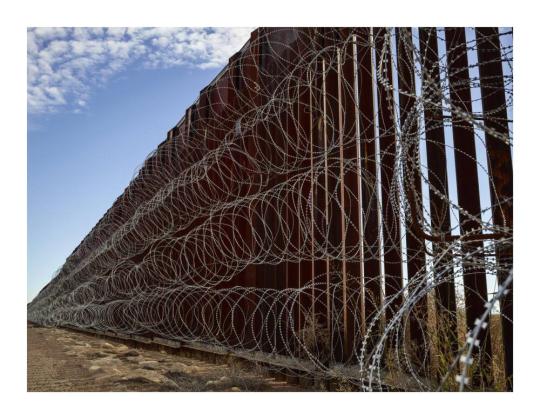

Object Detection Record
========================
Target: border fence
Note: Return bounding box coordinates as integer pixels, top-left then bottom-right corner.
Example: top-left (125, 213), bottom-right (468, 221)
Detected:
top-left (28, 27), bottom-right (513, 391)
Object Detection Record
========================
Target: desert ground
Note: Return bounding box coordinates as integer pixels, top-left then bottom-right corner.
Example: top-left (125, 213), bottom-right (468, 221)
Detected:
top-left (27, 322), bottom-right (301, 392)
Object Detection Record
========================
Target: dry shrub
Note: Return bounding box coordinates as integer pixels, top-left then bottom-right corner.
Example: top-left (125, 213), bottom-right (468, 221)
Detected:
top-left (299, 312), bottom-right (332, 364)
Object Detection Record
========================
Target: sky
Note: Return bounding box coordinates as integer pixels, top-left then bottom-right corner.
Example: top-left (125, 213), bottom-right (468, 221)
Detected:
top-left (27, 27), bottom-right (253, 301)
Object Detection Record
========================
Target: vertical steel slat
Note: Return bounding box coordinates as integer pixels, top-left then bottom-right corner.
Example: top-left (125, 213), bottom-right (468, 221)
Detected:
top-left (475, 27), bottom-right (513, 389)
top-left (374, 27), bottom-right (404, 323)
top-left (445, 27), bottom-right (493, 387)
top-left (395, 27), bottom-right (428, 372)
top-left (352, 33), bottom-right (366, 340)
top-left (311, 29), bottom-right (331, 364)
top-left (295, 28), bottom-right (315, 360)
top-left (418, 26), bottom-right (458, 374)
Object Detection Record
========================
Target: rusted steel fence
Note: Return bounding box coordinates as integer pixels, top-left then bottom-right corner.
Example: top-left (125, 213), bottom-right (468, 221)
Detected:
top-left (28, 27), bottom-right (513, 391)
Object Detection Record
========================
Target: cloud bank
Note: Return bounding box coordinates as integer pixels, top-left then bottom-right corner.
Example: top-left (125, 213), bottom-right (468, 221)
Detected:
top-left (27, 27), bottom-right (253, 114)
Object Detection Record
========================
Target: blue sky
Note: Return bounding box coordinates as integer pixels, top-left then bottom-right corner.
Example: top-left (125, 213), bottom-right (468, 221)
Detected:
top-left (27, 27), bottom-right (253, 301)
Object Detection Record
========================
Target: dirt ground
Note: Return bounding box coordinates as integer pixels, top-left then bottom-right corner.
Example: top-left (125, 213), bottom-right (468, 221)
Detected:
top-left (27, 323), bottom-right (300, 392)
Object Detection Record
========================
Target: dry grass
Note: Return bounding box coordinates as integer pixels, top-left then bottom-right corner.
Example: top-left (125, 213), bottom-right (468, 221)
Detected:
top-left (380, 290), bottom-right (510, 391)
top-left (299, 313), bottom-right (332, 364)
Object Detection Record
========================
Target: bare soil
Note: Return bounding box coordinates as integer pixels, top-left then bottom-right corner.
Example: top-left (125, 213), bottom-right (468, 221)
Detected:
top-left (27, 323), bottom-right (299, 392)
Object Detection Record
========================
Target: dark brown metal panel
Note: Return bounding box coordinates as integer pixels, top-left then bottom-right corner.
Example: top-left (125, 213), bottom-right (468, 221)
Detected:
top-left (319, 27), bottom-right (346, 361)
top-left (336, 28), bottom-right (363, 362)
top-left (251, 28), bottom-right (275, 352)
top-left (282, 29), bottom-right (299, 356)
top-left (293, 29), bottom-right (315, 361)
top-left (262, 28), bottom-right (288, 355)
top-left (445, 27), bottom-right (492, 386)
top-left (282, 28), bottom-right (314, 359)
top-left (254, 27), bottom-right (278, 354)
top-left (308, 31), bottom-right (332, 363)
top-left (315, 29), bottom-right (334, 353)
top-left (241, 29), bottom-right (263, 350)
top-left (230, 46), bottom-right (258, 348)
top-left (357, 28), bottom-right (382, 353)
top-left (242, 29), bottom-right (273, 353)
top-left (271, 31), bottom-right (290, 356)
top-left (303, 33), bottom-right (332, 365)
top-left (218, 68), bottom-right (238, 341)
top-left (475, 27), bottom-right (513, 389)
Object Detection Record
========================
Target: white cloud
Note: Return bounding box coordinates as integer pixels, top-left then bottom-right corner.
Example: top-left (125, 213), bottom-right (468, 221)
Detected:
top-left (28, 27), bottom-right (254, 114)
